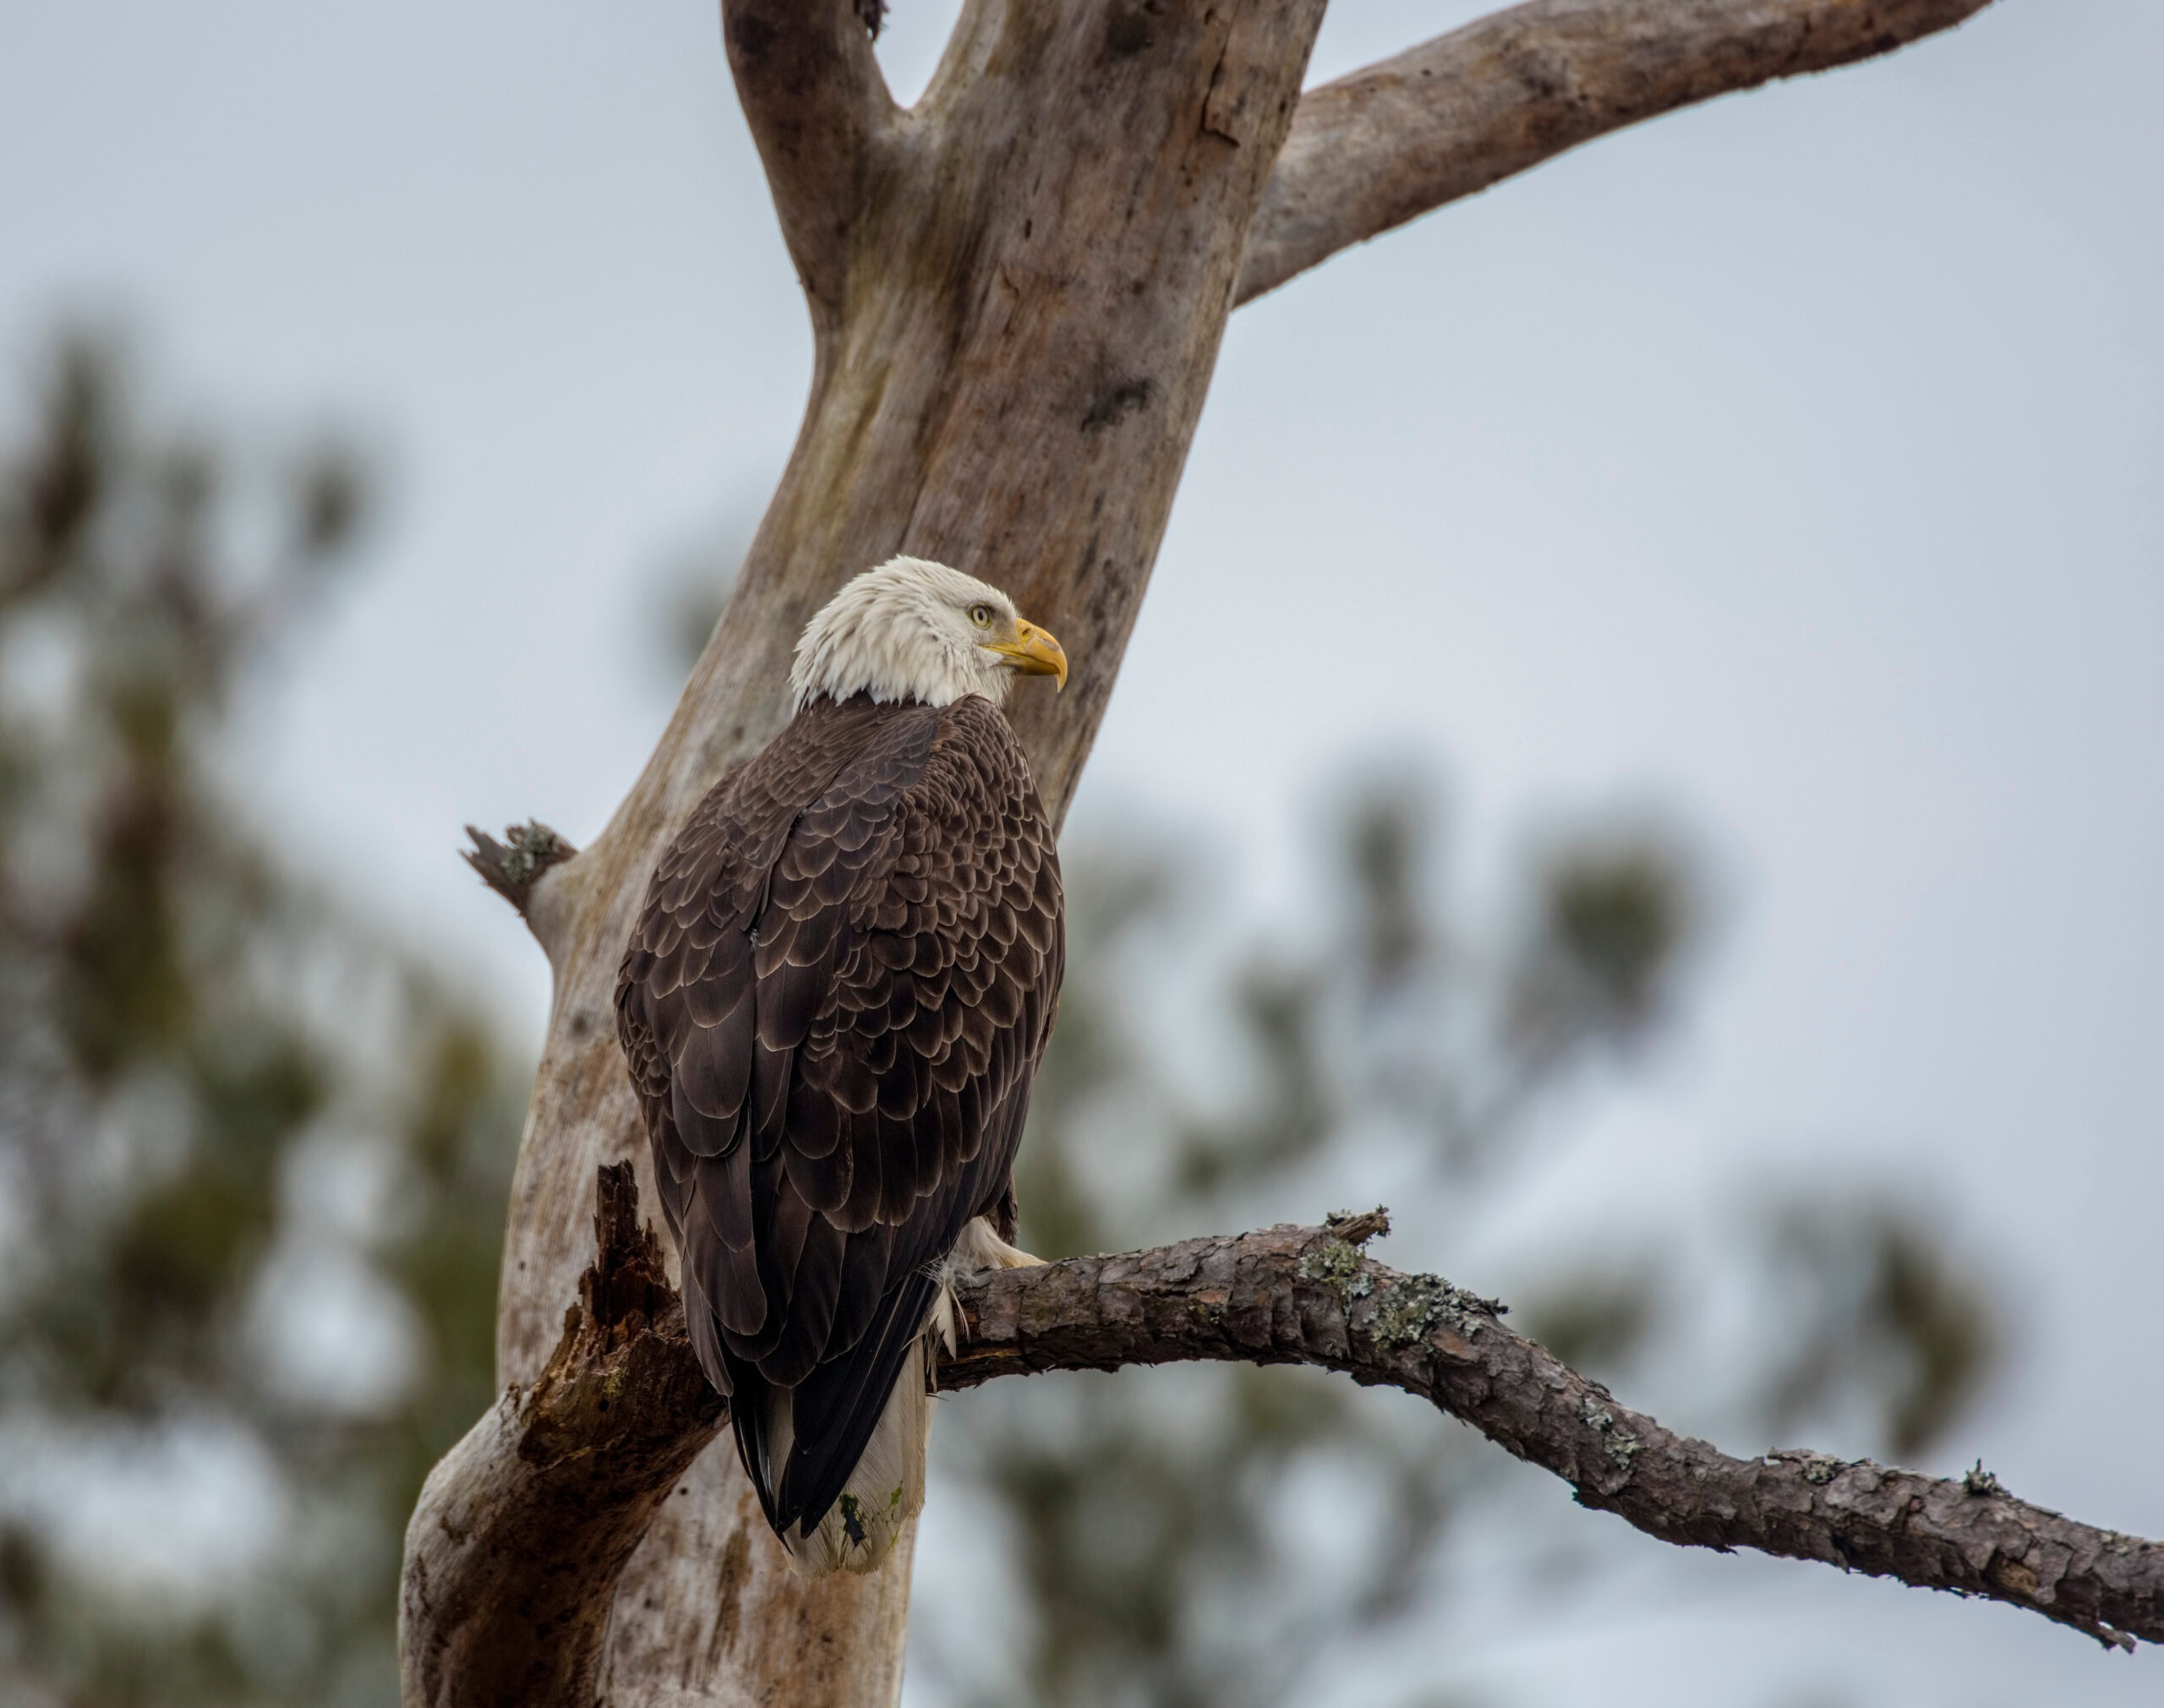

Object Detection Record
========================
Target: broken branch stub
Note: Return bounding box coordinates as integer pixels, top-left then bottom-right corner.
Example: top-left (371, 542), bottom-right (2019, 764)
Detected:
top-left (398, 1165), bottom-right (724, 1708)
top-left (462, 820), bottom-right (576, 918)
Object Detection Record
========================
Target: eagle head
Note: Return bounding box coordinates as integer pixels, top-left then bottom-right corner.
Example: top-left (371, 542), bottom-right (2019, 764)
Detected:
top-left (789, 556), bottom-right (1068, 712)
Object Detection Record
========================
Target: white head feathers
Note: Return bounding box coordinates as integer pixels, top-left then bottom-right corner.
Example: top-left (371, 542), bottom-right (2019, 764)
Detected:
top-left (790, 556), bottom-right (1068, 712)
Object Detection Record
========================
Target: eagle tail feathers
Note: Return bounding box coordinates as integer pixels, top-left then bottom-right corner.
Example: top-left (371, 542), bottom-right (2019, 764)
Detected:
top-left (757, 1215), bottom-right (1046, 1580)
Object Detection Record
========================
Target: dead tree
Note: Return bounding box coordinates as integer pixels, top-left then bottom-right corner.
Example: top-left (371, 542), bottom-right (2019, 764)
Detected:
top-left (395, 3), bottom-right (2164, 1705)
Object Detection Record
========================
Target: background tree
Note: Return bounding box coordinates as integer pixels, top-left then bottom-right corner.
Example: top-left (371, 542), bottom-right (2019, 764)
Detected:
top-left (0, 338), bottom-right (527, 1707)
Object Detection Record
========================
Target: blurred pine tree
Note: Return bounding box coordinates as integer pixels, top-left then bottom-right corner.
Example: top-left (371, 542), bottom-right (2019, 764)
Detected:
top-left (0, 336), bottom-right (527, 1708)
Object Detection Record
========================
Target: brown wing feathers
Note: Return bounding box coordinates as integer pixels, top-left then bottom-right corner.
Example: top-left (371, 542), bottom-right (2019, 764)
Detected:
top-left (615, 693), bottom-right (1062, 1538)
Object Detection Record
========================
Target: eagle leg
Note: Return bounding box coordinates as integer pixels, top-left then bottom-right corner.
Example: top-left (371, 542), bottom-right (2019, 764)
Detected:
top-left (949, 1214), bottom-right (1042, 1272)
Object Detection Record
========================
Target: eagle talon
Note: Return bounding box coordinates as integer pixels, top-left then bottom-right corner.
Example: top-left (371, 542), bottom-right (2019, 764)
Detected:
top-left (949, 1216), bottom-right (1042, 1273)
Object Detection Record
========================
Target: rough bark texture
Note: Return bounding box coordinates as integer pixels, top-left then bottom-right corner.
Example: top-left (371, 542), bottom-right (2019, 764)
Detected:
top-left (1237, 0), bottom-right (1997, 305)
top-left (943, 1214), bottom-right (2161, 1654)
top-left (401, 1167), bottom-right (725, 1708)
top-left (411, 1176), bottom-right (2164, 1706)
top-left (407, 2), bottom-right (2014, 1704)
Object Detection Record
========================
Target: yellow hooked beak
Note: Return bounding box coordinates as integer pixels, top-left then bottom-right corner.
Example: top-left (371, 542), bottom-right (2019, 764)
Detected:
top-left (984, 617), bottom-right (1068, 691)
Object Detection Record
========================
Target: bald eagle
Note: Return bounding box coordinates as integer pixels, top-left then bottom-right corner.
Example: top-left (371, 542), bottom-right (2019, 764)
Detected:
top-left (615, 556), bottom-right (1068, 1575)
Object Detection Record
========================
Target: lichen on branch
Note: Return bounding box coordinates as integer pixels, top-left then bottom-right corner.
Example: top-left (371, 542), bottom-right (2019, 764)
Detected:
top-left (937, 1220), bottom-right (2160, 1652)
top-left (462, 821), bottom-right (575, 918)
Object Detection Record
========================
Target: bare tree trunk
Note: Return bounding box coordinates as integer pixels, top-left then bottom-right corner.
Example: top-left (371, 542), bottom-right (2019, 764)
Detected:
top-left (406, 3), bottom-right (2004, 1704)
top-left (491, 4), bottom-right (1334, 1701)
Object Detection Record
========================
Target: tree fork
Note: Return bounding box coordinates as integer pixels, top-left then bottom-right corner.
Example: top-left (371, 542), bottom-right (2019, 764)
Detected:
top-left (413, 2), bottom-right (2008, 1703)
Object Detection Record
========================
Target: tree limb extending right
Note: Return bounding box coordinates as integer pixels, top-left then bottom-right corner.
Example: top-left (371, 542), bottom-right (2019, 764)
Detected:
top-left (942, 1212), bottom-right (2159, 1653)
top-left (404, 1169), bottom-right (2161, 1706)
top-left (1238, 0), bottom-right (1997, 305)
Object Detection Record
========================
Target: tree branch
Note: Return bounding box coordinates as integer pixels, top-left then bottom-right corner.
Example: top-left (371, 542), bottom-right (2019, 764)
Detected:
top-left (405, 1173), bottom-right (2161, 1704)
top-left (1236, 0), bottom-right (1997, 307)
top-left (720, 0), bottom-right (894, 328)
top-left (942, 1213), bottom-right (2161, 1652)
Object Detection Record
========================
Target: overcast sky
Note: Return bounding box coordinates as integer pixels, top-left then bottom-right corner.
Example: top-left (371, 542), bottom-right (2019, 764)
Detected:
top-left (3, 3), bottom-right (2159, 1704)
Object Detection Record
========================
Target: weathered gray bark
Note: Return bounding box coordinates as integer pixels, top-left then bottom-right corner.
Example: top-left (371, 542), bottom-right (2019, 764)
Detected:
top-left (1237, 0), bottom-right (1998, 304)
top-left (486, 4), bottom-right (1337, 1700)
top-left (402, 2), bottom-right (2010, 1704)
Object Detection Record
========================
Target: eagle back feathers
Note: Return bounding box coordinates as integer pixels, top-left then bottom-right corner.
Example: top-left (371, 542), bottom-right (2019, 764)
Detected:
top-left (615, 691), bottom-right (1063, 1549)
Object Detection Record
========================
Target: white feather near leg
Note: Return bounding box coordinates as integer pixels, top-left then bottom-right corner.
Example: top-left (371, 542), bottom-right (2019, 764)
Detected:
top-left (932, 1214), bottom-right (1043, 1355)
top-left (777, 1214), bottom-right (1042, 1578)
top-left (773, 1340), bottom-right (932, 1579)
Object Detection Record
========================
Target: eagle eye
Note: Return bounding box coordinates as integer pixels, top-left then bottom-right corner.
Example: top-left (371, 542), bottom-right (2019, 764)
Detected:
top-left (968, 603), bottom-right (995, 629)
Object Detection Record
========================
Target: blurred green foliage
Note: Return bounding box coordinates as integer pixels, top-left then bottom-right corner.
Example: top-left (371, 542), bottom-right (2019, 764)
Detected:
top-left (0, 337), bottom-right (527, 1707)
top-left (1762, 1199), bottom-right (1997, 1461)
